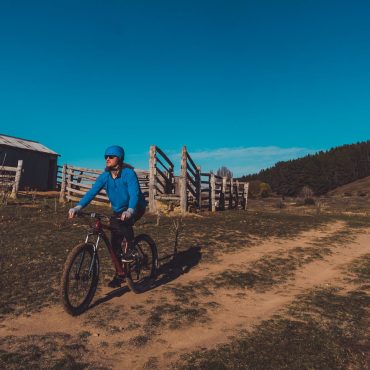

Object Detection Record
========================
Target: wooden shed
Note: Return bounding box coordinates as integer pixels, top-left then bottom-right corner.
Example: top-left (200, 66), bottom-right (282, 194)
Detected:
top-left (0, 134), bottom-right (59, 191)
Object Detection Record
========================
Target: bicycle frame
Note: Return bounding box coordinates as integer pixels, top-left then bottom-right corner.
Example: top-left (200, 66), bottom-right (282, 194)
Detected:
top-left (84, 215), bottom-right (126, 276)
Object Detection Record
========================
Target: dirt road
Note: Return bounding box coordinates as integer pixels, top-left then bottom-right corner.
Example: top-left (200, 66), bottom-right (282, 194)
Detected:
top-left (1, 220), bottom-right (369, 369)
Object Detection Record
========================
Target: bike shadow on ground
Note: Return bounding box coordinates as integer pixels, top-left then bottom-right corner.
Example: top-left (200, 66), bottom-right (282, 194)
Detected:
top-left (88, 285), bottom-right (130, 311)
top-left (88, 245), bottom-right (202, 310)
top-left (143, 244), bottom-right (202, 292)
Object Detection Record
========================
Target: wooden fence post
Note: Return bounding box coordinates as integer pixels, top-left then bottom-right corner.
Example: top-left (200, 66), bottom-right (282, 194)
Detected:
top-left (169, 167), bottom-right (175, 194)
top-left (221, 176), bottom-right (227, 210)
top-left (59, 164), bottom-right (67, 203)
top-left (149, 146), bottom-right (157, 213)
top-left (229, 177), bottom-right (233, 209)
top-left (210, 172), bottom-right (216, 212)
top-left (10, 160), bottom-right (23, 199)
top-left (244, 182), bottom-right (249, 210)
top-left (180, 146), bottom-right (188, 214)
top-left (235, 180), bottom-right (240, 209)
top-left (196, 166), bottom-right (202, 210)
top-left (66, 166), bottom-right (73, 201)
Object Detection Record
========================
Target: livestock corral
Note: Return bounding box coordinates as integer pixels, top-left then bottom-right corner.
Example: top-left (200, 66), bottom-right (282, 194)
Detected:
top-left (0, 191), bottom-right (369, 369)
top-left (58, 146), bottom-right (249, 214)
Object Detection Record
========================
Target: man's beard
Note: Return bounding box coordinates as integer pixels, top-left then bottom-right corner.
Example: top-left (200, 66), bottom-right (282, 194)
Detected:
top-left (106, 162), bottom-right (122, 172)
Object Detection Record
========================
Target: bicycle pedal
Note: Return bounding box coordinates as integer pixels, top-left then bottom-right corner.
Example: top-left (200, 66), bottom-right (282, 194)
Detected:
top-left (121, 256), bottom-right (135, 263)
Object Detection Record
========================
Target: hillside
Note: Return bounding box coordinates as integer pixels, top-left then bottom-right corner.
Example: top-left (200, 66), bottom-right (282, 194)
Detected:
top-left (328, 175), bottom-right (370, 196)
top-left (240, 140), bottom-right (370, 196)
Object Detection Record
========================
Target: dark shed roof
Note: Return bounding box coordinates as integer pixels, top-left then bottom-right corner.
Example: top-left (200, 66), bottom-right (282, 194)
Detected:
top-left (0, 134), bottom-right (59, 156)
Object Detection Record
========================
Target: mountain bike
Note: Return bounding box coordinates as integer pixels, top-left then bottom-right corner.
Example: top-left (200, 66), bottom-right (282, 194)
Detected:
top-left (60, 211), bottom-right (158, 316)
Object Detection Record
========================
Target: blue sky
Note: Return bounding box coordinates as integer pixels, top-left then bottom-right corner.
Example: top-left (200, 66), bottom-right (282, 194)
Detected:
top-left (0, 1), bottom-right (369, 176)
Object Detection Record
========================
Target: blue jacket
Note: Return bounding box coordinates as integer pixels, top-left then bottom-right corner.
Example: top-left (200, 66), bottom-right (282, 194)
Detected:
top-left (77, 167), bottom-right (147, 213)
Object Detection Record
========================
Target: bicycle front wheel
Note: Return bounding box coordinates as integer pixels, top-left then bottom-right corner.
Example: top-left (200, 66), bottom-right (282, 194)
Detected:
top-left (125, 234), bottom-right (158, 293)
top-left (61, 243), bottom-right (99, 316)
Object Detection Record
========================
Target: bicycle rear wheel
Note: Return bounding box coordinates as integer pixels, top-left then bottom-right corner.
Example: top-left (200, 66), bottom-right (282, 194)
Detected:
top-left (61, 243), bottom-right (99, 315)
top-left (125, 234), bottom-right (158, 293)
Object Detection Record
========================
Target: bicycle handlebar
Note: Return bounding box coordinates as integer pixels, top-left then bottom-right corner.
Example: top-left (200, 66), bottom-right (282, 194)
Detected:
top-left (78, 211), bottom-right (110, 220)
top-left (77, 211), bottom-right (122, 222)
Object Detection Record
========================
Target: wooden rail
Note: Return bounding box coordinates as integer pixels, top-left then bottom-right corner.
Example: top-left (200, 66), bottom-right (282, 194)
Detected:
top-left (0, 160), bottom-right (23, 199)
top-left (148, 145), bottom-right (175, 212)
top-left (179, 146), bottom-right (201, 213)
top-left (178, 147), bottom-right (249, 213)
top-left (199, 172), bottom-right (249, 212)
top-left (58, 164), bottom-right (150, 206)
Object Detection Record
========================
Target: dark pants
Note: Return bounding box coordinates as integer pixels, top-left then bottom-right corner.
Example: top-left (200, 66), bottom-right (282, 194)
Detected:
top-left (109, 217), bottom-right (134, 257)
top-left (109, 206), bottom-right (145, 258)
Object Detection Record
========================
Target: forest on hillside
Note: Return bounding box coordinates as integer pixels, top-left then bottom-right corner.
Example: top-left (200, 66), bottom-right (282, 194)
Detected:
top-left (240, 141), bottom-right (370, 196)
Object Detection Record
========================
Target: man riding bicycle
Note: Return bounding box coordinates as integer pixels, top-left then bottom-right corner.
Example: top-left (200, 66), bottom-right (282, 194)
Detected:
top-left (68, 145), bottom-right (147, 288)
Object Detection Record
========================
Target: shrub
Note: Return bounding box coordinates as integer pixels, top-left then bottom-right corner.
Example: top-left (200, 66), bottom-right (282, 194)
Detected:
top-left (247, 180), bottom-right (272, 198)
top-left (260, 182), bottom-right (272, 198)
top-left (248, 180), bottom-right (261, 198)
top-left (298, 186), bottom-right (315, 205)
top-left (304, 197), bottom-right (315, 205)
top-left (300, 186), bottom-right (314, 199)
top-left (357, 191), bottom-right (367, 197)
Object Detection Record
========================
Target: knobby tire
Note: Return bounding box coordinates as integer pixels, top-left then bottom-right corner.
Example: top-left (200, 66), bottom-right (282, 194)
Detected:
top-left (125, 234), bottom-right (158, 293)
top-left (61, 243), bottom-right (99, 316)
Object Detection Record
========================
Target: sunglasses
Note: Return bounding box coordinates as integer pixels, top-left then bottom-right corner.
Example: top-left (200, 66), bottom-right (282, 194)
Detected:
top-left (104, 155), bottom-right (117, 160)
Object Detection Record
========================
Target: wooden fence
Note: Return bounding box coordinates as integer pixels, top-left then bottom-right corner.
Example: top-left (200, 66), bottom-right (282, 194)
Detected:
top-left (180, 146), bottom-right (201, 212)
top-left (148, 145), bottom-right (175, 212)
top-left (0, 160), bottom-right (23, 199)
top-left (58, 145), bottom-right (249, 214)
top-left (58, 164), bottom-right (150, 206)
top-left (198, 171), bottom-right (249, 212)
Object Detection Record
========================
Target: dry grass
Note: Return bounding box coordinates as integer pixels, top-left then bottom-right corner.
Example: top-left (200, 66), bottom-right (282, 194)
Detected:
top-left (1, 193), bottom-right (370, 369)
top-left (176, 284), bottom-right (370, 370)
